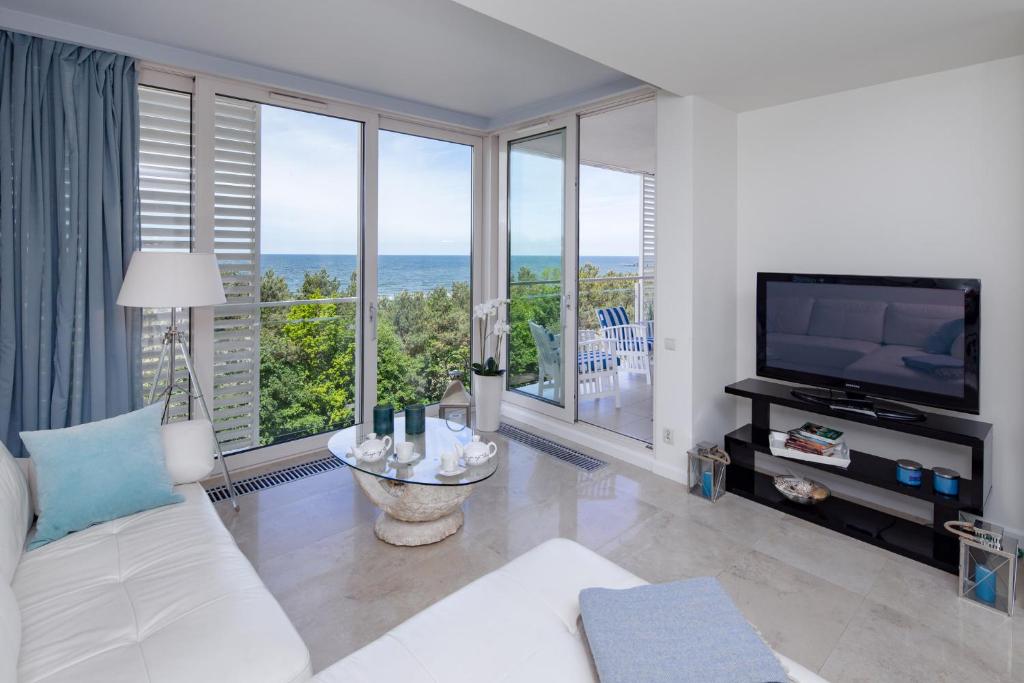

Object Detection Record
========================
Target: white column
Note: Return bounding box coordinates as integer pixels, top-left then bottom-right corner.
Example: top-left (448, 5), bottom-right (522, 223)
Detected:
top-left (653, 93), bottom-right (738, 480)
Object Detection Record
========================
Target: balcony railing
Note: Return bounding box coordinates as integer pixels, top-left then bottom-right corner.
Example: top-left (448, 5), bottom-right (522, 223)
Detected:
top-left (508, 274), bottom-right (653, 388)
top-left (509, 274), bottom-right (653, 329)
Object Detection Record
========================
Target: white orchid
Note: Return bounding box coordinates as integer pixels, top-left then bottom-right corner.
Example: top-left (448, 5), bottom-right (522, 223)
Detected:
top-left (472, 299), bottom-right (511, 375)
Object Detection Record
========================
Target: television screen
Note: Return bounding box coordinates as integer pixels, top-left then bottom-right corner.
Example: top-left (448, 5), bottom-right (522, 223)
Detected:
top-left (756, 274), bottom-right (980, 413)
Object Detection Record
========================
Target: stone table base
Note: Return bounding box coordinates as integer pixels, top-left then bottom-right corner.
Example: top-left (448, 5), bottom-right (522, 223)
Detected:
top-left (351, 469), bottom-right (474, 546)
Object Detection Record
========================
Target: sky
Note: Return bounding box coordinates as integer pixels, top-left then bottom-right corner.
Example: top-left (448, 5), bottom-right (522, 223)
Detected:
top-left (259, 104), bottom-right (641, 258)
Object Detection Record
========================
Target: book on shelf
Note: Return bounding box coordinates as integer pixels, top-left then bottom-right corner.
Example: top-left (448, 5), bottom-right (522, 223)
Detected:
top-left (784, 430), bottom-right (840, 456)
top-left (795, 422), bottom-right (843, 444)
top-left (768, 428), bottom-right (851, 469)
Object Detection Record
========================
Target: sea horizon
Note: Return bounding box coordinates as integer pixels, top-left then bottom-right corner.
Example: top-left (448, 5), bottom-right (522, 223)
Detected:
top-left (262, 253), bottom-right (638, 296)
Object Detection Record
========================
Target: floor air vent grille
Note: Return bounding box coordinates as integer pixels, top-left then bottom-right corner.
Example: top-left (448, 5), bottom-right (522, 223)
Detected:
top-left (497, 423), bottom-right (607, 472)
top-left (206, 455), bottom-right (344, 502)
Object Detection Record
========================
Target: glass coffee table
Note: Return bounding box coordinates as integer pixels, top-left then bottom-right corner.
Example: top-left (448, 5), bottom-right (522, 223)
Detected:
top-left (328, 416), bottom-right (500, 546)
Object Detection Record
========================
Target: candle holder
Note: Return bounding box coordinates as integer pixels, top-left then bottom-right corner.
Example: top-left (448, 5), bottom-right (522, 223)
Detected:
top-left (404, 404), bottom-right (426, 434)
top-left (373, 404), bottom-right (394, 435)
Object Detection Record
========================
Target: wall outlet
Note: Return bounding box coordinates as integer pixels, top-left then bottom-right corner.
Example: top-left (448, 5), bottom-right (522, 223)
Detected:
top-left (662, 428), bottom-right (674, 445)
top-left (663, 337), bottom-right (676, 350)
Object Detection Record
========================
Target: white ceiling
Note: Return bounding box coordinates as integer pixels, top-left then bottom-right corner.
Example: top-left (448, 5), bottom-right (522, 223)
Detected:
top-left (0, 0), bottom-right (640, 128)
top-left (454, 0), bottom-right (1024, 111)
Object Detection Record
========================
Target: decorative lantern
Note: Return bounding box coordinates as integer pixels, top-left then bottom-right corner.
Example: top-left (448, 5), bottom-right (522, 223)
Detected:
top-left (438, 370), bottom-right (471, 425)
top-left (687, 441), bottom-right (730, 503)
top-left (946, 515), bottom-right (1019, 616)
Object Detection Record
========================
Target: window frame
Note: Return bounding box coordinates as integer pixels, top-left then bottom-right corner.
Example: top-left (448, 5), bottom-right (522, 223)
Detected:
top-left (137, 67), bottom-right (485, 469)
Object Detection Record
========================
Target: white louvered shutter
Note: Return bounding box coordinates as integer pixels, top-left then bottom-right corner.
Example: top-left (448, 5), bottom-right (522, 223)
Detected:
top-left (138, 85), bottom-right (193, 420)
top-left (212, 96), bottom-right (261, 452)
top-left (640, 172), bottom-right (656, 319)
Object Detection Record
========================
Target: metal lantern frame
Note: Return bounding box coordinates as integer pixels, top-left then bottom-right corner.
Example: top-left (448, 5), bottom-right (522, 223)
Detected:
top-left (946, 517), bottom-right (1019, 616)
top-left (687, 441), bottom-right (730, 503)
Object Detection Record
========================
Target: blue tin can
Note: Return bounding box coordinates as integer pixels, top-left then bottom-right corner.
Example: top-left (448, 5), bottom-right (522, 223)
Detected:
top-left (896, 459), bottom-right (923, 487)
top-left (932, 467), bottom-right (960, 497)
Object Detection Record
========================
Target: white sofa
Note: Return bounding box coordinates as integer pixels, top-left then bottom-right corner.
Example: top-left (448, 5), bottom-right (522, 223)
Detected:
top-left (1, 422), bottom-right (312, 683)
top-left (2, 422), bottom-right (823, 683)
top-left (314, 537), bottom-right (825, 683)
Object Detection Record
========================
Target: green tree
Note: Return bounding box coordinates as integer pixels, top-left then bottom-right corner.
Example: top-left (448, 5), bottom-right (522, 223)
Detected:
top-left (253, 260), bottom-right (636, 444)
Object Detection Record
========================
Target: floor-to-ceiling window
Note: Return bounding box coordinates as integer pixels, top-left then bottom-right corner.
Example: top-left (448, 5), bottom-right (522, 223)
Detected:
top-left (376, 128), bottom-right (473, 410)
top-left (137, 74), bottom-right (481, 460)
top-left (208, 96), bottom-right (365, 451)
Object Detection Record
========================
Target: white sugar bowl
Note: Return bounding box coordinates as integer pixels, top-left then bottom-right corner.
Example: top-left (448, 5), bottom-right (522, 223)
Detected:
top-left (456, 435), bottom-right (498, 466)
top-left (351, 432), bottom-right (392, 463)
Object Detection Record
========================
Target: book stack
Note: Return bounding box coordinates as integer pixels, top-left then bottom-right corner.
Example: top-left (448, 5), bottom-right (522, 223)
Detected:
top-left (784, 422), bottom-right (844, 458)
top-left (768, 422), bottom-right (851, 468)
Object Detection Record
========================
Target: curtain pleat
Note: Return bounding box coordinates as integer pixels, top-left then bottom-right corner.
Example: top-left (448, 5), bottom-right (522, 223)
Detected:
top-left (0, 31), bottom-right (141, 454)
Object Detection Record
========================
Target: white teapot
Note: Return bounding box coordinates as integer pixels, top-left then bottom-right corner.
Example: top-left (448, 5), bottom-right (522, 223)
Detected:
top-left (350, 432), bottom-right (392, 463)
top-left (454, 435), bottom-right (498, 466)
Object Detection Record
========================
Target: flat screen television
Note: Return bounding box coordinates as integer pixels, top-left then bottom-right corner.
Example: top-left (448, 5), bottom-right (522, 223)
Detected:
top-left (756, 273), bottom-right (980, 415)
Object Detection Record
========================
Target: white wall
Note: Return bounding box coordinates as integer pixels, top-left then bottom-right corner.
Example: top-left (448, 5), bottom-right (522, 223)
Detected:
top-left (737, 55), bottom-right (1024, 532)
top-left (654, 93), bottom-right (737, 479)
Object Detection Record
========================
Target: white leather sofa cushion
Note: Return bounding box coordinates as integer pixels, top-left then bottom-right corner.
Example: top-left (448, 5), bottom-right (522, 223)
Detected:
top-left (1, 442), bottom-right (30, 683)
top-left (1, 581), bottom-right (20, 683)
top-left (313, 538), bottom-right (825, 683)
top-left (13, 484), bottom-right (311, 683)
top-left (0, 442), bottom-right (31, 583)
top-left (160, 420), bottom-right (216, 485)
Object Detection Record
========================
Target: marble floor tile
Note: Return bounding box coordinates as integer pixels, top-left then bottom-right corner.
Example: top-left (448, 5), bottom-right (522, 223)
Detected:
top-left (598, 509), bottom-right (750, 582)
top-left (819, 600), bottom-right (1012, 683)
top-left (717, 549), bottom-right (865, 672)
top-left (752, 516), bottom-right (889, 596)
top-left (863, 554), bottom-right (1022, 680)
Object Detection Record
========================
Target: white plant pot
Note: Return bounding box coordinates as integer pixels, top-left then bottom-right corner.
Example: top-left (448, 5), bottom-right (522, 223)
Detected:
top-left (473, 373), bottom-right (502, 432)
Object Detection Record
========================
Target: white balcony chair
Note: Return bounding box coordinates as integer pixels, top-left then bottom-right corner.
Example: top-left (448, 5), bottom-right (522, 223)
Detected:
top-left (528, 321), bottom-right (562, 403)
top-left (596, 307), bottom-right (652, 385)
top-left (577, 333), bottom-right (620, 408)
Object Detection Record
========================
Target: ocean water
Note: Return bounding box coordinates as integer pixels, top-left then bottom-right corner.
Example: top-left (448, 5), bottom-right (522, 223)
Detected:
top-left (262, 254), bottom-right (638, 296)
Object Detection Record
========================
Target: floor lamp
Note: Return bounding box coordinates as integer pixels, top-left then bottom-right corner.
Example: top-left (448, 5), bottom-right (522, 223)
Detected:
top-left (117, 251), bottom-right (239, 510)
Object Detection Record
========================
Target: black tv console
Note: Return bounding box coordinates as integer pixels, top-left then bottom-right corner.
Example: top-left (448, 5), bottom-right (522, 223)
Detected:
top-left (724, 378), bottom-right (992, 574)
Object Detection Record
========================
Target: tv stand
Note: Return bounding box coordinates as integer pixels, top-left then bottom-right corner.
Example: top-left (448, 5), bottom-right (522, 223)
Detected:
top-left (790, 388), bottom-right (925, 422)
top-left (724, 378), bottom-right (992, 574)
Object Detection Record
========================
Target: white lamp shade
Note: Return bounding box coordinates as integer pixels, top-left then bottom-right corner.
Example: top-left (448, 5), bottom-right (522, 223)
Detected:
top-left (117, 251), bottom-right (227, 308)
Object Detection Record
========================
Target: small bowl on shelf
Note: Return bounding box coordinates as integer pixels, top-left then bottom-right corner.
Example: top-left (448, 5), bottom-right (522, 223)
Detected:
top-left (773, 475), bottom-right (830, 505)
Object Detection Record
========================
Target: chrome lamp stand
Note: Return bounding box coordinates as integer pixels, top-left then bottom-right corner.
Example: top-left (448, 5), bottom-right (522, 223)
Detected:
top-left (149, 308), bottom-right (238, 510)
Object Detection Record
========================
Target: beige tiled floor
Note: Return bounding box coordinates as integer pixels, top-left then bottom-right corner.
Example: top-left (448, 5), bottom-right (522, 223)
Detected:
top-left (216, 434), bottom-right (1022, 681)
top-left (578, 372), bottom-right (653, 443)
top-left (519, 371), bottom-right (654, 443)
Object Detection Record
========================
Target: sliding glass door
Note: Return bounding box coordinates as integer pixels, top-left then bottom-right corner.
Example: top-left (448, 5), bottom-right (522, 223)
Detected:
top-left (376, 123), bottom-right (476, 410)
top-left (499, 119), bottom-right (578, 421)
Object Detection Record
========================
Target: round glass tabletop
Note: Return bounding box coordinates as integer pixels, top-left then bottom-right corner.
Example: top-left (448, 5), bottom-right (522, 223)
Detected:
top-left (327, 416), bottom-right (499, 486)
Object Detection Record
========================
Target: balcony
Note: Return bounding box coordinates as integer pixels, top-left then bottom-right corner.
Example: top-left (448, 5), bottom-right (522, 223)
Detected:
top-left (509, 272), bottom-right (653, 443)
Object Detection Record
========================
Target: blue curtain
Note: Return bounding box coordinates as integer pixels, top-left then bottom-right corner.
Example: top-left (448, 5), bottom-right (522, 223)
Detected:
top-left (0, 31), bottom-right (141, 454)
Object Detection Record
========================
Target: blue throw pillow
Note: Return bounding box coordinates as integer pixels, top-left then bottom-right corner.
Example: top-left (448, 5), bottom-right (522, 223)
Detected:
top-left (20, 403), bottom-right (183, 549)
top-left (579, 578), bottom-right (788, 683)
top-left (924, 318), bottom-right (964, 354)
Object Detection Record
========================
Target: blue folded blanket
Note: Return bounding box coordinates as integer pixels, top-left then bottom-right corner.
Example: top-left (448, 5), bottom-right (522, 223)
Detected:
top-left (579, 577), bottom-right (788, 683)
